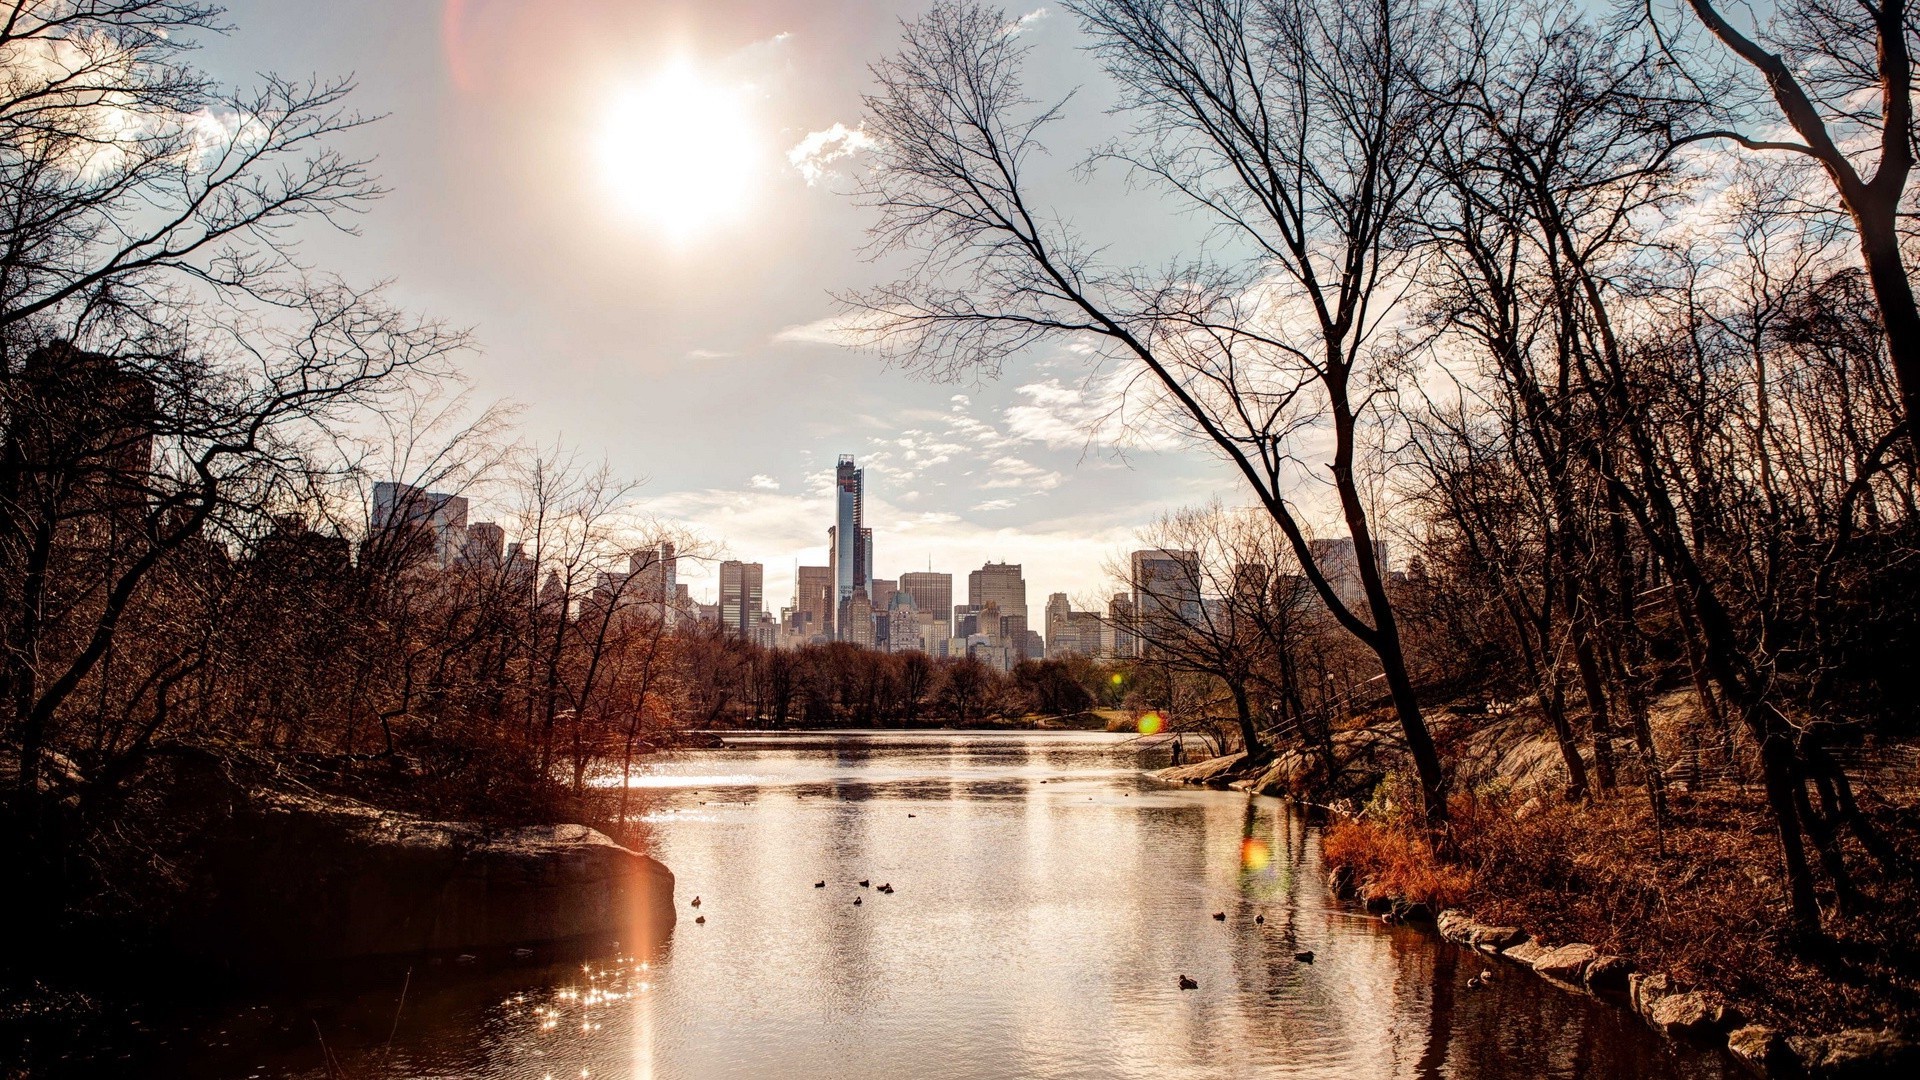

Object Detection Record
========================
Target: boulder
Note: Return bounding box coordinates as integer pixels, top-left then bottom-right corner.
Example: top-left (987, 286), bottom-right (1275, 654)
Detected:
top-left (1437, 909), bottom-right (1475, 943)
top-left (1726, 1026), bottom-right (1794, 1077)
top-left (1788, 1028), bottom-right (1920, 1078)
top-left (1647, 992), bottom-right (1738, 1039)
top-left (1531, 943), bottom-right (1599, 985)
top-left (194, 792), bottom-right (676, 964)
top-left (1500, 938), bottom-right (1549, 967)
top-left (1583, 954), bottom-right (1635, 993)
top-left (1470, 924), bottom-right (1526, 950)
top-left (1630, 972), bottom-right (1675, 1020)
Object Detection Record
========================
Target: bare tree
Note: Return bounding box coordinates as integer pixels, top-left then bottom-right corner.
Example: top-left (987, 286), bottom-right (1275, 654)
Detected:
top-left (1663, 0), bottom-right (1920, 453)
top-left (853, 0), bottom-right (1452, 823)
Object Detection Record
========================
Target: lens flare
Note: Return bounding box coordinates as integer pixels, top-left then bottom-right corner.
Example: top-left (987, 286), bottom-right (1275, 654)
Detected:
top-left (1137, 713), bottom-right (1163, 736)
top-left (1241, 838), bottom-right (1272, 871)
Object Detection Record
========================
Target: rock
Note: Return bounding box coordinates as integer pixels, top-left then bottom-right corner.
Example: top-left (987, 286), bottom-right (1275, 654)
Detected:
top-left (196, 791), bottom-right (676, 964)
top-left (1532, 943), bottom-right (1599, 985)
top-left (1629, 972), bottom-right (1674, 1019)
top-left (1788, 1028), bottom-right (1920, 1078)
top-left (1436, 910), bottom-right (1524, 950)
top-left (1583, 955), bottom-right (1634, 993)
top-left (1726, 1026), bottom-right (1794, 1076)
top-left (1500, 938), bottom-right (1549, 967)
top-left (1471, 924), bottom-right (1525, 949)
top-left (1647, 992), bottom-right (1737, 1039)
top-left (1178, 975), bottom-right (1198, 990)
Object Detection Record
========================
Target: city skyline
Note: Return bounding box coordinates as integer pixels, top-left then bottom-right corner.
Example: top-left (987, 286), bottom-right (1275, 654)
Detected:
top-left (187, 0), bottom-right (1256, 615)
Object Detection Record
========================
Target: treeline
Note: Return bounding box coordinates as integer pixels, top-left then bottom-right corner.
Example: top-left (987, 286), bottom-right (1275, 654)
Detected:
top-left (851, 0), bottom-right (1920, 937)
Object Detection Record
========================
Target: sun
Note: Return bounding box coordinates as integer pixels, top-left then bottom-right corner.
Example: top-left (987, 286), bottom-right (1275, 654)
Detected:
top-left (595, 62), bottom-right (760, 243)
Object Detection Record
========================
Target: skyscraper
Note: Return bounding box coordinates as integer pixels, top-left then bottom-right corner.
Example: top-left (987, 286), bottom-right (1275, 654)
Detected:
top-left (370, 481), bottom-right (469, 567)
top-left (968, 562), bottom-right (1027, 627)
top-left (1307, 537), bottom-right (1390, 610)
top-left (795, 564), bottom-right (833, 643)
top-left (718, 560), bottom-right (764, 640)
top-left (900, 571), bottom-right (954, 633)
top-left (827, 454), bottom-right (871, 640)
top-left (1131, 549), bottom-right (1200, 620)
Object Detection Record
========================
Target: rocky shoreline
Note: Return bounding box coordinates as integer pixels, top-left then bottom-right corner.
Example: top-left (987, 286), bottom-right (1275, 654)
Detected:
top-left (1331, 871), bottom-right (1913, 1078)
top-left (1158, 757), bottom-right (1917, 1079)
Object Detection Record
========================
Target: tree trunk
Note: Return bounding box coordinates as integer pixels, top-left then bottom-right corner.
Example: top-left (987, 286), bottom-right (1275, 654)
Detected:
top-left (1855, 201), bottom-right (1920, 458)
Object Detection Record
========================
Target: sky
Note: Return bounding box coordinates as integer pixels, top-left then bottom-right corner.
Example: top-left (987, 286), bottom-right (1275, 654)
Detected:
top-left (199, 1), bottom-right (1244, 610)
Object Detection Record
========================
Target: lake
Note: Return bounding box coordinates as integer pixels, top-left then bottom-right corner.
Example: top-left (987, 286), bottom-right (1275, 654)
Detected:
top-left (123, 730), bottom-right (1736, 1079)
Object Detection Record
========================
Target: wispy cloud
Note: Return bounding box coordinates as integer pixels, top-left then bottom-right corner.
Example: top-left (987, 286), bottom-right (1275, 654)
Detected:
top-left (1002, 371), bottom-right (1183, 452)
top-left (749, 474), bottom-right (781, 491)
top-left (772, 309), bottom-right (889, 347)
top-left (788, 121), bottom-right (877, 185)
top-left (1004, 7), bottom-right (1050, 36)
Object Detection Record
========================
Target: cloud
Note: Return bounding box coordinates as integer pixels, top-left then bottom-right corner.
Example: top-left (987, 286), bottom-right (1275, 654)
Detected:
top-left (686, 348), bottom-right (736, 360)
top-left (981, 455), bottom-right (1064, 492)
top-left (1004, 7), bottom-right (1050, 36)
top-left (771, 309), bottom-right (891, 348)
top-left (788, 122), bottom-right (877, 185)
top-left (749, 474), bottom-right (781, 491)
top-left (1002, 372), bottom-right (1185, 452)
top-left (972, 498), bottom-right (1016, 511)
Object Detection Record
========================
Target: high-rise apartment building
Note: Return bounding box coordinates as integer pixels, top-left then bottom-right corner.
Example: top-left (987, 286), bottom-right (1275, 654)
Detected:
top-left (900, 571), bottom-right (954, 633)
top-left (968, 562), bottom-right (1027, 626)
top-left (371, 481), bottom-right (470, 566)
top-left (827, 455), bottom-right (871, 640)
top-left (718, 560), bottom-right (764, 640)
top-left (1046, 592), bottom-right (1103, 657)
top-left (1045, 592), bottom-right (1069, 648)
top-left (460, 522), bottom-right (505, 567)
top-left (795, 564), bottom-right (833, 643)
top-left (1106, 593), bottom-right (1138, 658)
top-left (631, 543), bottom-right (679, 623)
top-left (1307, 537), bottom-right (1390, 610)
top-left (1132, 549), bottom-right (1200, 619)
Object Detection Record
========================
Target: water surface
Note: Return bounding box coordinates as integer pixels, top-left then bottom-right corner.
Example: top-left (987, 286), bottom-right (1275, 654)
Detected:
top-left (138, 731), bottom-right (1735, 1079)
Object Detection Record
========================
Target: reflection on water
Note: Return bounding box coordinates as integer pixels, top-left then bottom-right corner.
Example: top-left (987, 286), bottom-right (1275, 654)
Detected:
top-left (132, 731), bottom-right (1734, 1079)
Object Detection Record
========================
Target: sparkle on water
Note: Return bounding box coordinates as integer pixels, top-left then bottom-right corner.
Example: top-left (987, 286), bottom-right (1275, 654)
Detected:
top-left (132, 731), bottom-right (1735, 1080)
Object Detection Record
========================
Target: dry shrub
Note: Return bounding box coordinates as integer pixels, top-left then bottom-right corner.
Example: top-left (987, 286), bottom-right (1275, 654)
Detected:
top-left (1323, 816), bottom-right (1475, 909)
top-left (1324, 778), bottom-right (1920, 1035)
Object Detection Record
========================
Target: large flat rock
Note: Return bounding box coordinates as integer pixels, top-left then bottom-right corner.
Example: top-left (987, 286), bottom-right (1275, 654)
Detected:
top-left (195, 793), bottom-right (675, 963)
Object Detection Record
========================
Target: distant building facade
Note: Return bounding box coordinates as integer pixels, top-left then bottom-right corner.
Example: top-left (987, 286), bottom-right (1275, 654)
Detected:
top-left (719, 560), bottom-right (764, 639)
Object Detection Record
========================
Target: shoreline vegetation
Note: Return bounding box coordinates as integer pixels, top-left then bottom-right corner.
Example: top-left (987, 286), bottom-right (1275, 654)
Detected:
top-left (1156, 687), bottom-right (1920, 1077)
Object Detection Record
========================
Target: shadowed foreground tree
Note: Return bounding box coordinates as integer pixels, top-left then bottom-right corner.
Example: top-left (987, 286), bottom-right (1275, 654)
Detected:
top-left (851, 0), bottom-right (1452, 825)
top-left (0, 0), bottom-right (466, 797)
top-left (1664, 0), bottom-right (1920, 455)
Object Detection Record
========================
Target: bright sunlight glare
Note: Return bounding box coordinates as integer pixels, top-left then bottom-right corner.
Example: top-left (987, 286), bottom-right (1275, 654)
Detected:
top-left (595, 62), bottom-right (760, 243)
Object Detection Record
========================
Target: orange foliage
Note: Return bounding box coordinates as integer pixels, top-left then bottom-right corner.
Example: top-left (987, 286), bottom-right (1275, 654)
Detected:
top-left (1323, 817), bottom-right (1475, 910)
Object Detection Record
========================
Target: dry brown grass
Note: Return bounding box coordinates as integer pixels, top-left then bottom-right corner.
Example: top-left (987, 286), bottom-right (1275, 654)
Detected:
top-left (1323, 816), bottom-right (1476, 909)
top-left (1323, 786), bottom-right (1920, 1036)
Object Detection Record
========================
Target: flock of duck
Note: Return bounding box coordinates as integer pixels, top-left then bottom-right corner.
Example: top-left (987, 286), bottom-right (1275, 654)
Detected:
top-left (1179, 909), bottom-right (1317, 992)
